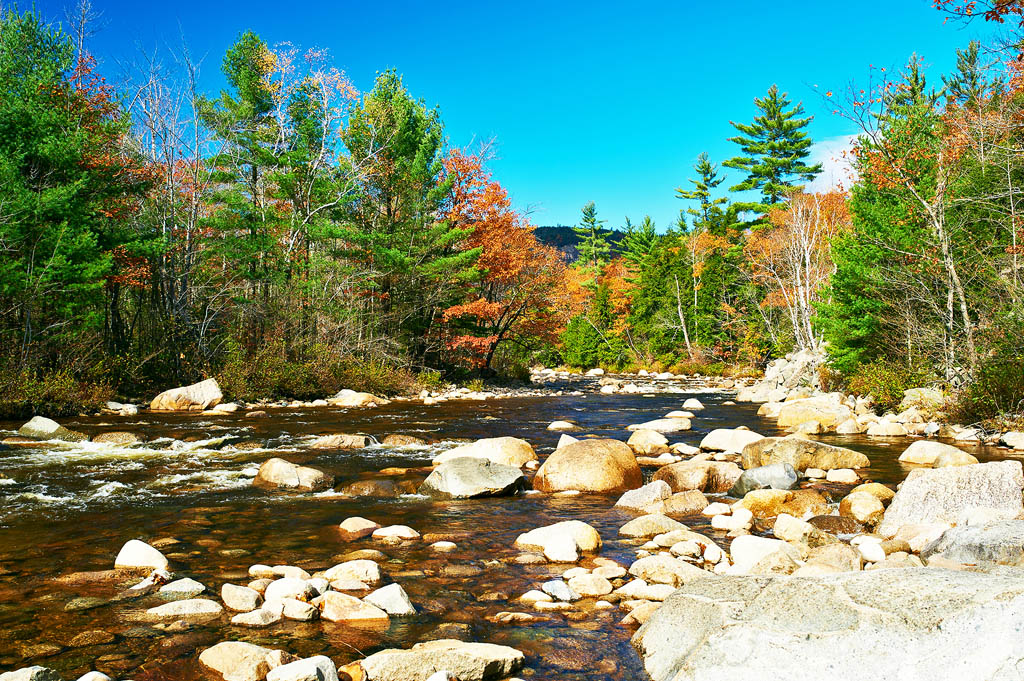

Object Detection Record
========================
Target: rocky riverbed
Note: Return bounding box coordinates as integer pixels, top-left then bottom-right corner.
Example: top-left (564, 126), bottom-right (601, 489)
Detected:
top-left (1, 371), bottom-right (1023, 681)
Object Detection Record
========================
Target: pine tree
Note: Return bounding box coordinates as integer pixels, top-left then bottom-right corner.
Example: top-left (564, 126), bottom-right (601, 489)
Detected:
top-left (676, 152), bottom-right (729, 233)
top-left (724, 85), bottom-right (822, 214)
top-left (573, 201), bottom-right (612, 270)
top-left (620, 216), bottom-right (659, 268)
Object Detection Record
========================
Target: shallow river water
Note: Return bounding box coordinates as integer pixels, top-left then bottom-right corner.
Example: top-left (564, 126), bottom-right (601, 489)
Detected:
top-left (0, 380), bottom-right (1013, 680)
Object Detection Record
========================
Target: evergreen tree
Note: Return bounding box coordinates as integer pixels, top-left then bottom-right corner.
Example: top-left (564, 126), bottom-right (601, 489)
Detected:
top-left (573, 201), bottom-right (612, 269)
top-left (620, 216), bottom-right (659, 268)
top-left (724, 85), bottom-right (822, 214)
top-left (676, 152), bottom-right (728, 231)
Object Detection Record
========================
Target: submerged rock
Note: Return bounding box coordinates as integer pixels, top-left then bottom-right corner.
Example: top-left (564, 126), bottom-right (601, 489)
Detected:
top-left (418, 458), bottom-right (525, 499)
top-left (533, 438), bottom-right (641, 493)
top-left (253, 458), bottom-right (333, 492)
top-left (359, 639), bottom-right (524, 681)
top-left (150, 378), bottom-right (223, 411)
top-left (633, 568), bottom-right (1024, 681)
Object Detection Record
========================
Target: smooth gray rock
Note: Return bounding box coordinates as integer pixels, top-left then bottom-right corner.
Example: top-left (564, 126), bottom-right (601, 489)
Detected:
top-left (922, 520), bottom-right (1024, 566)
top-left (266, 656), bottom-right (338, 681)
top-left (418, 457), bottom-right (525, 499)
top-left (360, 639), bottom-right (525, 681)
top-left (728, 462), bottom-right (798, 497)
top-left (253, 458), bottom-right (333, 492)
top-left (615, 480), bottom-right (673, 512)
top-left (18, 416), bottom-right (87, 442)
top-left (633, 568), bottom-right (1024, 681)
top-left (541, 579), bottom-right (579, 602)
top-left (878, 460), bottom-right (1024, 538)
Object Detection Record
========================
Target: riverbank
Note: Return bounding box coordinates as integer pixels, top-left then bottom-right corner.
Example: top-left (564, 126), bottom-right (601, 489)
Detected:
top-left (1, 377), bottom-right (1023, 681)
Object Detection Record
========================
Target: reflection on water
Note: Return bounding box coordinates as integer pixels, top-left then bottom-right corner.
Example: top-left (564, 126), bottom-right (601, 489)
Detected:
top-left (0, 386), bottom-right (1014, 680)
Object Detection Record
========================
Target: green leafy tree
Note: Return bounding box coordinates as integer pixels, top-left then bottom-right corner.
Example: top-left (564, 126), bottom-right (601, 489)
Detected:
top-left (573, 200), bottom-right (612, 270)
top-left (619, 216), bottom-right (659, 268)
top-left (724, 85), bottom-right (822, 214)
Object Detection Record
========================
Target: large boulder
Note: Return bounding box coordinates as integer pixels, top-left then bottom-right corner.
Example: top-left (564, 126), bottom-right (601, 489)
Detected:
top-left (150, 378), bottom-right (223, 411)
top-left (699, 429), bottom-right (764, 453)
top-left (741, 436), bottom-right (870, 472)
top-left (253, 458), bottom-right (333, 492)
top-left (728, 463), bottom-right (798, 497)
top-left (653, 461), bottom-right (742, 494)
top-left (199, 642), bottom-right (279, 681)
top-left (633, 568), bottom-right (1024, 681)
top-left (776, 396), bottom-right (853, 430)
top-left (418, 458), bottom-right (525, 499)
top-left (360, 639), bottom-right (525, 681)
top-left (17, 416), bottom-right (87, 442)
top-left (878, 461), bottom-right (1024, 538)
top-left (899, 440), bottom-right (976, 467)
top-left (432, 437), bottom-right (538, 468)
top-left (327, 389), bottom-right (389, 408)
top-left (921, 520), bottom-right (1024, 566)
top-left (533, 438), bottom-right (641, 493)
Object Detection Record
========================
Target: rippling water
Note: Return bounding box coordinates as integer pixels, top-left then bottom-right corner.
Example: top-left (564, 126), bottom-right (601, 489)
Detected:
top-left (0, 382), bottom-right (1014, 680)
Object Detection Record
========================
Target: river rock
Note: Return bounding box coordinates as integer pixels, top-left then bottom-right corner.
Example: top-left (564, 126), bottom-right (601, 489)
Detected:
top-left (75, 673), bottom-right (111, 681)
top-left (359, 639), bottom-right (525, 681)
top-left (323, 560), bottom-right (383, 586)
top-left (840, 492), bottom-right (885, 527)
top-left (231, 608), bottom-right (281, 627)
top-left (628, 554), bottom-right (710, 586)
top-left (327, 390), bottom-right (389, 408)
top-left (533, 438), bottom-right (641, 493)
top-left (92, 431), bottom-right (143, 445)
top-left (264, 577), bottom-right (317, 602)
top-left (547, 420), bottom-right (576, 431)
top-left (372, 525), bottom-right (420, 540)
top-left (633, 568), bottom-right (1024, 681)
top-left (253, 458), bottom-right (333, 492)
top-left (338, 517), bottom-right (381, 540)
top-left (146, 598), bottom-right (223, 621)
top-left (418, 458), bottom-right (525, 499)
top-left (728, 463), bottom-right (798, 497)
top-left (381, 434), bottom-right (426, 446)
top-left (615, 481), bottom-right (672, 513)
top-left (151, 378), bottom-right (223, 411)
top-left (199, 641), bottom-right (279, 681)
top-left (627, 418), bottom-right (691, 433)
top-left (619, 514), bottom-right (686, 538)
top-left (738, 489), bottom-right (829, 519)
top-left (114, 539), bottom-right (169, 571)
top-left (878, 460), bottom-right (1024, 538)
top-left (568, 573), bottom-right (614, 596)
top-left (808, 515), bottom-right (863, 535)
top-left (899, 440), bottom-right (975, 467)
top-left (18, 416), bottom-right (87, 442)
top-left (900, 387), bottom-right (945, 413)
top-left (0, 668), bottom-right (62, 681)
top-left (514, 520), bottom-right (601, 562)
top-left (652, 461), bottom-right (742, 494)
top-left (432, 437), bottom-right (538, 467)
top-left (339, 479), bottom-right (415, 498)
top-left (364, 583), bottom-right (416, 616)
top-left (662, 490), bottom-right (710, 516)
top-left (776, 397), bottom-right (853, 430)
top-left (921, 520), bottom-right (1024, 566)
top-left (1001, 432), bottom-right (1024, 450)
top-left (314, 592), bottom-right (389, 623)
top-left (741, 436), bottom-right (870, 471)
top-left (541, 579), bottom-right (579, 602)
top-left (627, 429), bottom-right (669, 455)
top-left (159, 577), bottom-right (205, 598)
top-left (699, 428), bottom-right (765, 452)
top-left (222, 583), bottom-right (262, 611)
top-left (728, 535), bottom-right (802, 574)
top-left (266, 656), bottom-right (338, 681)
top-left (683, 398), bottom-right (704, 410)
top-left (866, 420), bottom-right (909, 437)
top-left (555, 433), bottom-right (579, 449)
top-left (310, 434), bottom-right (371, 450)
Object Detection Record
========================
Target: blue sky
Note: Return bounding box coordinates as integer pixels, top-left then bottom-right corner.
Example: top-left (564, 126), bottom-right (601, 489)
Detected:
top-left (34, 0), bottom-right (998, 228)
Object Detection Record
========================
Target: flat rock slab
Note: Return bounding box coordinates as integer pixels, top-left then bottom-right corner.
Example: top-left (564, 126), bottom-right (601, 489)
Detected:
top-left (742, 437), bottom-right (869, 471)
top-left (633, 567), bottom-right (1024, 681)
top-left (418, 457), bottom-right (525, 499)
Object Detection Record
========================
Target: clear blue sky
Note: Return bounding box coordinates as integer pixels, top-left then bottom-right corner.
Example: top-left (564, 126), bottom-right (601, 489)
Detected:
top-left (34, 0), bottom-right (998, 228)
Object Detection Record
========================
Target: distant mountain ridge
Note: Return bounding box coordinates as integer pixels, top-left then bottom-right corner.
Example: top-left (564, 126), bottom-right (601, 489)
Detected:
top-left (533, 225), bottom-right (624, 263)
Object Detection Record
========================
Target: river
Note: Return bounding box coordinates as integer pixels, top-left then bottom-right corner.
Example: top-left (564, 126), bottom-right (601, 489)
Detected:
top-left (0, 378), bottom-right (1010, 680)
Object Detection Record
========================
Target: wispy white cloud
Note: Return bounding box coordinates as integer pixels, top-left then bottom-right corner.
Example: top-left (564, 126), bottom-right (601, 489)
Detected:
top-left (806, 134), bottom-right (859, 193)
